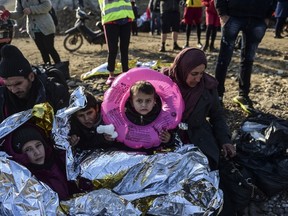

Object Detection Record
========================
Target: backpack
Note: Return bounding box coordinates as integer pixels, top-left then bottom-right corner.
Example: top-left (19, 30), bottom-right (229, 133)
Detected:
top-left (19, 0), bottom-right (58, 26)
top-left (33, 65), bottom-right (69, 92)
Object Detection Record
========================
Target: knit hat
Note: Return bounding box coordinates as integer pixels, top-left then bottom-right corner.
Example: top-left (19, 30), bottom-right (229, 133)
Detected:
top-left (0, 44), bottom-right (32, 78)
top-left (12, 126), bottom-right (46, 153)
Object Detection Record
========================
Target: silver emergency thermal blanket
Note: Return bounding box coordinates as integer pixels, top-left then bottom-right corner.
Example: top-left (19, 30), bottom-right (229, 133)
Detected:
top-left (0, 87), bottom-right (223, 215)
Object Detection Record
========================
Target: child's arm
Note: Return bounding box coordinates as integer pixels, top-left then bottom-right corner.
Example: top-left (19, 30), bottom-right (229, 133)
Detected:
top-left (159, 130), bottom-right (171, 144)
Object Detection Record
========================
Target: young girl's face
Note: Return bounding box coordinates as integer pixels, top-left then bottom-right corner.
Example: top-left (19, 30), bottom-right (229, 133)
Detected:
top-left (185, 64), bottom-right (206, 87)
top-left (22, 140), bottom-right (45, 165)
top-left (76, 107), bottom-right (98, 128)
top-left (131, 91), bottom-right (156, 115)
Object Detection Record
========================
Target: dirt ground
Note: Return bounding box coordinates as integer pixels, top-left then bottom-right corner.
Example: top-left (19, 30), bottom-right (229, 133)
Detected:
top-left (11, 28), bottom-right (288, 131)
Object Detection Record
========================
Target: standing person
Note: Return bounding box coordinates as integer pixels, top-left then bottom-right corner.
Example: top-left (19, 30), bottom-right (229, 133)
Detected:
top-left (214, 0), bottom-right (276, 112)
top-left (274, 0), bottom-right (288, 38)
top-left (0, 44), bottom-right (69, 122)
top-left (182, 0), bottom-right (203, 48)
top-left (98, 0), bottom-right (135, 85)
top-left (159, 0), bottom-right (182, 52)
top-left (201, 0), bottom-right (220, 52)
top-left (131, 0), bottom-right (139, 36)
top-left (161, 48), bottom-right (237, 215)
top-left (148, 0), bottom-right (161, 35)
top-left (0, 0), bottom-right (61, 65)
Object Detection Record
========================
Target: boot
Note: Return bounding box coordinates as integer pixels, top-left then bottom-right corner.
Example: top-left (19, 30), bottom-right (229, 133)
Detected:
top-left (159, 43), bottom-right (166, 52)
top-left (173, 42), bottom-right (182, 51)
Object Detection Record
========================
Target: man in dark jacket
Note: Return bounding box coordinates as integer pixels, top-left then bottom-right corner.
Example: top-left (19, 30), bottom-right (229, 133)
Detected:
top-left (214, 0), bottom-right (276, 113)
top-left (0, 44), bottom-right (70, 122)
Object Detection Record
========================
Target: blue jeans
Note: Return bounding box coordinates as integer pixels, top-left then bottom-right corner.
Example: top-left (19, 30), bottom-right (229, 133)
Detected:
top-left (150, 11), bottom-right (161, 34)
top-left (215, 17), bottom-right (267, 97)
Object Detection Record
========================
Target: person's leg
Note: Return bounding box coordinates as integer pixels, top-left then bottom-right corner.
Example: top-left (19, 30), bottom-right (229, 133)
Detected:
top-left (275, 17), bottom-right (285, 38)
top-left (171, 11), bottom-right (181, 50)
top-left (196, 23), bottom-right (202, 47)
top-left (104, 24), bottom-right (119, 81)
top-left (34, 32), bottom-right (51, 64)
top-left (156, 12), bottom-right (161, 35)
top-left (185, 24), bottom-right (192, 47)
top-left (238, 19), bottom-right (267, 98)
top-left (203, 24), bottom-right (212, 51)
top-left (215, 17), bottom-right (242, 98)
top-left (160, 12), bottom-right (169, 52)
top-left (119, 22), bottom-right (131, 72)
top-left (43, 33), bottom-right (61, 64)
top-left (210, 26), bottom-right (218, 51)
top-left (150, 12), bottom-right (156, 35)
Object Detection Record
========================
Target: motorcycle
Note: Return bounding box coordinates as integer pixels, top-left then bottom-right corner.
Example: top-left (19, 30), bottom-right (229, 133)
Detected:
top-left (63, 8), bottom-right (105, 52)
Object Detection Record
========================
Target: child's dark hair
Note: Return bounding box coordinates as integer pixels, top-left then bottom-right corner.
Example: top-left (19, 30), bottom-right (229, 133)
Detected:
top-left (80, 91), bottom-right (99, 112)
top-left (130, 81), bottom-right (156, 96)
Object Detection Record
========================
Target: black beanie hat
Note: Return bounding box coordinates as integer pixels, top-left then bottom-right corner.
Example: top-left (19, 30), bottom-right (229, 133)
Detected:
top-left (12, 126), bottom-right (46, 153)
top-left (0, 44), bottom-right (32, 78)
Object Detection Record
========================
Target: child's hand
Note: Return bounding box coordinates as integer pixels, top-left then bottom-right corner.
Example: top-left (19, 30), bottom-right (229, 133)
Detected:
top-left (103, 133), bottom-right (115, 141)
top-left (159, 130), bottom-right (171, 144)
top-left (69, 135), bottom-right (80, 147)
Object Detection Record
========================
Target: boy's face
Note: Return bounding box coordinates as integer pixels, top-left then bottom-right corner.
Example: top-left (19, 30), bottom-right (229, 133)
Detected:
top-left (131, 91), bottom-right (156, 115)
top-left (3, 73), bottom-right (34, 99)
top-left (75, 107), bottom-right (98, 128)
top-left (22, 140), bottom-right (45, 165)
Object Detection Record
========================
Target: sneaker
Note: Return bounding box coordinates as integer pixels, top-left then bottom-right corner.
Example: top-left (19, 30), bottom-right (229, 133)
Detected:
top-left (202, 45), bottom-right (208, 52)
top-left (233, 95), bottom-right (254, 114)
top-left (197, 42), bottom-right (203, 49)
top-left (209, 47), bottom-right (218, 52)
top-left (173, 43), bottom-right (182, 51)
top-left (105, 76), bottom-right (115, 85)
top-left (182, 44), bottom-right (189, 49)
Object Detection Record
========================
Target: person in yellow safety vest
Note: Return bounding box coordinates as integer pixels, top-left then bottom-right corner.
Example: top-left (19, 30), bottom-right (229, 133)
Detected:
top-left (98, 0), bottom-right (135, 85)
top-left (182, 0), bottom-right (204, 48)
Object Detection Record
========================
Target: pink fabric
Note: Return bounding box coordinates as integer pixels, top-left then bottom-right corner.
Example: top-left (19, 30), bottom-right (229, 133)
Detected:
top-left (0, 77), bottom-right (4, 86)
top-left (183, 7), bottom-right (203, 25)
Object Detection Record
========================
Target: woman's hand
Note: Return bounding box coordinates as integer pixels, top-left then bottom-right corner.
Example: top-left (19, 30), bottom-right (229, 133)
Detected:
top-left (222, 143), bottom-right (236, 158)
top-left (69, 134), bottom-right (80, 147)
top-left (159, 130), bottom-right (171, 144)
top-left (219, 15), bottom-right (230, 26)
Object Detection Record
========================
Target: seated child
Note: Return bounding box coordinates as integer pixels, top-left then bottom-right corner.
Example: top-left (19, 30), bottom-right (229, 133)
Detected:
top-left (12, 124), bottom-right (81, 200)
top-left (69, 91), bottom-right (117, 152)
top-left (125, 80), bottom-right (172, 145)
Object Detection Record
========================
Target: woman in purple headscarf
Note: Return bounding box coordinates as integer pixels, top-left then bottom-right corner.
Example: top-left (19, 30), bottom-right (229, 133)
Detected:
top-left (162, 48), bottom-right (236, 170)
top-left (163, 48), bottom-right (239, 215)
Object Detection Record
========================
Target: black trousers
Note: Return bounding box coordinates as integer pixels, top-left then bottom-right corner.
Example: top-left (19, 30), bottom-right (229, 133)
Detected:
top-left (34, 32), bottom-right (61, 65)
top-left (104, 22), bottom-right (131, 73)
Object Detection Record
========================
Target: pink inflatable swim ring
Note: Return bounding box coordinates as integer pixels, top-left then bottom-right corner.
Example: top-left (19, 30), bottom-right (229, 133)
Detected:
top-left (101, 68), bottom-right (184, 149)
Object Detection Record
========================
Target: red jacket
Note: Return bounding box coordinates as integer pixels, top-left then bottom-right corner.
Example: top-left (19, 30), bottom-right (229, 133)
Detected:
top-left (202, 0), bottom-right (218, 15)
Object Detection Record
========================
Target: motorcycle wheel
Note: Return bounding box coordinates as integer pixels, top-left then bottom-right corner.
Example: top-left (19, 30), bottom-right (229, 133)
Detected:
top-left (63, 33), bottom-right (83, 52)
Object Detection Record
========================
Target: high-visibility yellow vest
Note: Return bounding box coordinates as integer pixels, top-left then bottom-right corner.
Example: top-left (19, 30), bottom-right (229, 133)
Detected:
top-left (186, 0), bottom-right (202, 7)
top-left (98, 0), bottom-right (135, 24)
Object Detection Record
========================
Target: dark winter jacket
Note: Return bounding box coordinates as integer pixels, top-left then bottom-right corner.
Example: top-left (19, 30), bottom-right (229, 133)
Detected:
top-left (180, 86), bottom-right (231, 170)
top-left (215, 0), bottom-right (277, 19)
top-left (0, 73), bottom-right (69, 122)
top-left (125, 99), bottom-right (161, 126)
top-left (160, 0), bottom-right (181, 14)
top-left (149, 0), bottom-right (161, 12)
top-left (69, 114), bottom-right (117, 152)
